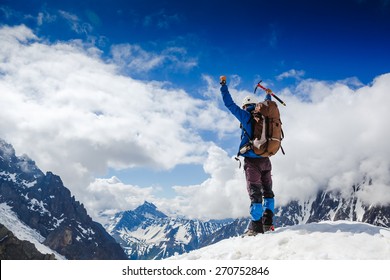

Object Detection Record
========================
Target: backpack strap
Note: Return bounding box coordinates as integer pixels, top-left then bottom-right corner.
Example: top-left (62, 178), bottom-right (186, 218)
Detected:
top-left (235, 119), bottom-right (253, 169)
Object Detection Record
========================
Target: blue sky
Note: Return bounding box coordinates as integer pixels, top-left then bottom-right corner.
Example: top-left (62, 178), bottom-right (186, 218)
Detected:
top-left (3, 0), bottom-right (390, 86)
top-left (1, 0), bottom-right (390, 220)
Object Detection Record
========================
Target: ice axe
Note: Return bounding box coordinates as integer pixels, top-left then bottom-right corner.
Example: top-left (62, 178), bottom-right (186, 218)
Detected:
top-left (254, 80), bottom-right (286, 106)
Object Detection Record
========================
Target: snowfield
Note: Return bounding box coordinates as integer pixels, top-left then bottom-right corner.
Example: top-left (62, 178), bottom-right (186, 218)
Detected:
top-left (169, 221), bottom-right (390, 260)
top-left (2, 197), bottom-right (389, 261)
top-left (0, 203), bottom-right (65, 260)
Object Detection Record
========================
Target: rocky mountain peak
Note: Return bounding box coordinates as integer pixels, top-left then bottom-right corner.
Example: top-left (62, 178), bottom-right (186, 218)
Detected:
top-left (0, 138), bottom-right (127, 260)
top-left (0, 139), bottom-right (44, 184)
top-left (134, 201), bottom-right (167, 219)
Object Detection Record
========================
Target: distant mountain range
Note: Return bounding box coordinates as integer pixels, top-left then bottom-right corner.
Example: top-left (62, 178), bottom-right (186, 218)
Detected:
top-left (103, 185), bottom-right (390, 260)
top-left (1, 138), bottom-right (389, 259)
top-left (275, 181), bottom-right (390, 228)
top-left (103, 201), bottom-right (248, 259)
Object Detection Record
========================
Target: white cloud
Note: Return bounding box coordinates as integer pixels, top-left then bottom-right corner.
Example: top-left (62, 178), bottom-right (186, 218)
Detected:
top-left (85, 176), bottom-right (156, 223)
top-left (142, 9), bottom-right (181, 29)
top-left (0, 25), bottom-right (221, 201)
top-left (82, 145), bottom-right (253, 221)
top-left (0, 24), bottom-right (37, 43)
top-left (276, 69), bottom-right (305, 81)
top-left (37, 11), bottom-right (57, 26)
top-left (167, 145), bottom-right (249, 219)
top-left (110, 44), bottom-right (164, 72)
top-left (110, 44), bottom-right (197, 73)
top-left (58, 10), bottom-right (93, 35)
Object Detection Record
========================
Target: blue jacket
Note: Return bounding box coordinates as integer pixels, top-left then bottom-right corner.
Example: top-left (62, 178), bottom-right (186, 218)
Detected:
top-left (220, 84), bottom-right (271, 158)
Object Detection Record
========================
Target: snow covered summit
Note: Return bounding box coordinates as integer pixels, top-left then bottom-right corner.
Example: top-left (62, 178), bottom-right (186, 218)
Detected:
top-left (169, 221), bottom-right (390, 260)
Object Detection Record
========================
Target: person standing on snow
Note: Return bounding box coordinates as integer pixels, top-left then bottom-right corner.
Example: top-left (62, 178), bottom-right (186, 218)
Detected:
top-left (219, 76), bottom-right (275, 235)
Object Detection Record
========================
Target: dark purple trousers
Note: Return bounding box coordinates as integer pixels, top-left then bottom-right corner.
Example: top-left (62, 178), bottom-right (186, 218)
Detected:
top-left (243, 157), bottom-right (274, 204)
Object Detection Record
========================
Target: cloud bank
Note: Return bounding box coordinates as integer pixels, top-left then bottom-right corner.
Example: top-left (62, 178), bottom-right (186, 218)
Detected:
top-left (0, 25), bottom-right (233, 193)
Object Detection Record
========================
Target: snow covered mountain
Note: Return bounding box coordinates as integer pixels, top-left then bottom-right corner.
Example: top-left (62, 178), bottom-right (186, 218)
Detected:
top-left (105, 178), bottom-right (390, 260)
top-left (275, 181), bottom-right (390, 228)
top-left (0, 139), bottom-right (127, 260)
top-left (104, 176), bottom-right (390, 260)
top-left (104, 201), bottom-right (239, 259)
top-left (169, 221), bottom-right (390, 260)
top-left (107, 183), bottom-right (390, 260)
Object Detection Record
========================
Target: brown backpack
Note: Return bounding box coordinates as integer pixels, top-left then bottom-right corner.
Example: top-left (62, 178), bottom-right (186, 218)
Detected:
top-left (251, 100), bottom-right (284, 157)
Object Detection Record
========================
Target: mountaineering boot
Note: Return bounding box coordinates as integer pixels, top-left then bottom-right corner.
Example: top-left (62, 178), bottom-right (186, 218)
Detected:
top-left (243, 220), bottom-right (264, 237)
top-left (262, 209), bottom-right (274, 232)
top-left (264, 224), bottom-right (275, 232)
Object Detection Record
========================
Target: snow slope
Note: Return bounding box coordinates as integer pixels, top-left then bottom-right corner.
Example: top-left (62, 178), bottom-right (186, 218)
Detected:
top-left (0, 203), bottom-right (65, 259)
top-left (169, 221), bottom-right (390, 260)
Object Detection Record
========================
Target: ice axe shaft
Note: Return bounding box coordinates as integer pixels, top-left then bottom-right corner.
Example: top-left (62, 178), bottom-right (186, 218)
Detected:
top-left (254, 80), bottom-right (286, 106)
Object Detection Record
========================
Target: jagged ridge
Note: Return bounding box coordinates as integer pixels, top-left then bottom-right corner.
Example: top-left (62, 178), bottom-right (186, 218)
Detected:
top-left (0, 138), bottom-right (127, 260)
top-left (105, 201), bottom-right (236, 260)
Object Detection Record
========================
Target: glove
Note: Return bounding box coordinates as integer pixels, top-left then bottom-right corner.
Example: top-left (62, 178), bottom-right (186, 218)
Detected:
top-left (265, 89), bottom-right (272, 101)
top-left (219, 75), bottom-right (226, 85)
